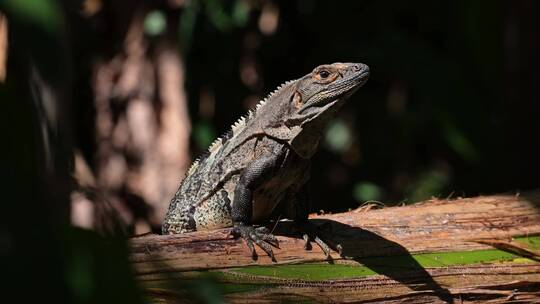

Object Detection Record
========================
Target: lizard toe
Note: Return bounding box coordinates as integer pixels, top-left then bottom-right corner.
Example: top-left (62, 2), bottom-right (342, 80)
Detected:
top-left (302, 233), bottom-right (312, 250)
top-left (232, 224), bottom-right (279, 262)
top-left (296, 221), bottom-right (338, 259)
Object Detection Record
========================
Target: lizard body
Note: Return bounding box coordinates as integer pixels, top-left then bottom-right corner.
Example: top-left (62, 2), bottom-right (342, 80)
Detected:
top-left (163, 62), bottom-right (369, 259)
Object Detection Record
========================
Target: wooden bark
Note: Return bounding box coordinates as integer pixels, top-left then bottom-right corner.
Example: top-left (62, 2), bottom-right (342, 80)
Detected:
top-left (130, 191), bottom-right (540, 303)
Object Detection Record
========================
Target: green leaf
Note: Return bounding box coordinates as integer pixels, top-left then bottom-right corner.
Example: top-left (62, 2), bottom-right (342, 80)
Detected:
top-left (229, 249), bottom-right (532, 281)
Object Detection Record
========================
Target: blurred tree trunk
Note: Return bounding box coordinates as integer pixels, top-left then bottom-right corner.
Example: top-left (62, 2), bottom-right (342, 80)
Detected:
top-left (73, 0), bottom-right (191, 235)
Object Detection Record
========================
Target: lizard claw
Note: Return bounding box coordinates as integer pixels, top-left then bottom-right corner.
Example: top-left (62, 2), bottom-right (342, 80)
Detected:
top-left (231, 224), bottom-right (279, 262)
top-left (296, 221), bottom-right (339, 259)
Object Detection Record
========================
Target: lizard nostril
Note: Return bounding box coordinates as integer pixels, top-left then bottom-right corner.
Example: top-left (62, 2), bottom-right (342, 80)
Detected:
top-left (352, 64), bottom-right (361, 71)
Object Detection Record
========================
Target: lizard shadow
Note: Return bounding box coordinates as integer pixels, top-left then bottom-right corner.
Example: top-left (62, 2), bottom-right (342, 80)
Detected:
top-left (273, 219), bottom-right (454, 303)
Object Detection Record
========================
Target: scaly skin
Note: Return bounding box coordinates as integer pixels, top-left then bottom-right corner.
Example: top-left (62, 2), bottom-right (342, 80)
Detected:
top-left (163, 62), bottom-right (370, 260)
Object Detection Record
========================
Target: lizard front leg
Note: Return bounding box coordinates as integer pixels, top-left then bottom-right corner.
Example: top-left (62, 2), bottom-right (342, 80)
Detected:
top-left (291, 183), bottom-right (342, 258)
top-left (231, 153), bottom-right (282, 262)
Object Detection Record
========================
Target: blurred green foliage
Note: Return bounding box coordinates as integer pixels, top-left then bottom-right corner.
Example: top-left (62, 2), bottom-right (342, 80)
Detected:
top-left (353, 182), bottom-right (384, 202)
top-left (325, 119), bottom-right (353, 153)
top-left (144, 10), bottom-right (166, 36)
top-left (180, 0), bottom-right (249, 49)
top-left (1, 0), bottom-right (62, 33)
top-left (194, 120), bottom-right (218, 150)
top-left (204, 0), bottom-right (248, 31)
top-left (62, 228), bottom-right (143, 304)
top-left (406, 169), bottom-right (450, 202)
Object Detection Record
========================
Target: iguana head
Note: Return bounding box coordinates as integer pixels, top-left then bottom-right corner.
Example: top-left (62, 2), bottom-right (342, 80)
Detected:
top-left (293, 62), bottom-right (369, 116)
top-left (265, 62), bottom-right (370, 158)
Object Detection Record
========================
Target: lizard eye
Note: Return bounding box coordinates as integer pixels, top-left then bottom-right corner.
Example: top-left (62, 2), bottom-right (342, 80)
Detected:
top-left (318, 70), bottom-right (330, 79)
top-left (314, 68), bottom-right (337, 82)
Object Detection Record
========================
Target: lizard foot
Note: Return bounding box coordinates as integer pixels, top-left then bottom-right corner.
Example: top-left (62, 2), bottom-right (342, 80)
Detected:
top-left (296, 221), bottom-right (342, 259)
top-left (231, 224), bottom-right (279, 262)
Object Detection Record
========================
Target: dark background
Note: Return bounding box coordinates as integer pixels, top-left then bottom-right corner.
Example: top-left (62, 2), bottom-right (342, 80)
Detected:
top-left (1, 0), bottom-right (539, 302)
top-left (185, 0), bottom-right (539, 209)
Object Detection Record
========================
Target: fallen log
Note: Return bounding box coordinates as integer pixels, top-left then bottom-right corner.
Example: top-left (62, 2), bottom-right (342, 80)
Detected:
top-left (130, 191), bottom-right (540, 303)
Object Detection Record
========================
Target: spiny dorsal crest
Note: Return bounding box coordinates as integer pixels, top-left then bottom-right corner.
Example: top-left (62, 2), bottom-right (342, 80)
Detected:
top-left (231, 116), bottom-right (246, 135)
top-left (187, 159), bottom-right (200, 176)
top-left (203, 79), bottom-right (295, 155)
top-left (180, 79), bottom-right (296, 182)
top-left (208, 137), bottom-right (222, 153)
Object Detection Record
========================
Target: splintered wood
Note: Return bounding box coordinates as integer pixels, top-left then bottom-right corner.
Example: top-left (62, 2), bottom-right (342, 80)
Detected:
top-left (130, 191), bottom-right (540, 303)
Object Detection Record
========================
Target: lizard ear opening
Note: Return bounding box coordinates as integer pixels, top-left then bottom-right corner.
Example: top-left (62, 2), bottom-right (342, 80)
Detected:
top-left (293, 91), bottom-right (303, 109)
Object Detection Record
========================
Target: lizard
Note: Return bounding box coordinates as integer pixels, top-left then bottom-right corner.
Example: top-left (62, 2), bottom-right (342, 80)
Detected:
top-left (162, 62), bottom-right (370, 261)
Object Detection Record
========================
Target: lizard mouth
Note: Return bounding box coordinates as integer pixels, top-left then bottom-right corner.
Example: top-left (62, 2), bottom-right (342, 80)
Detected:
top-left (296, 94), bottom-right (346, 121)
top-left (324, 70), bottom-right (369, 102)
